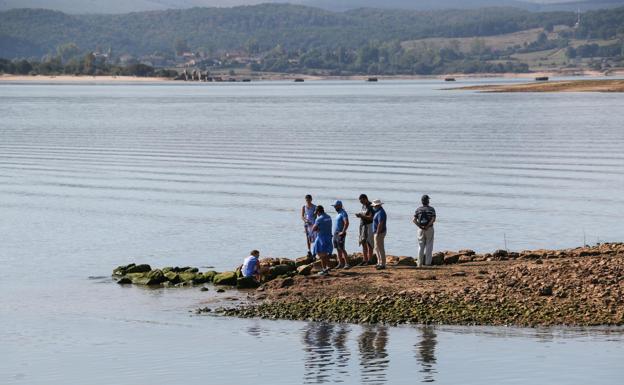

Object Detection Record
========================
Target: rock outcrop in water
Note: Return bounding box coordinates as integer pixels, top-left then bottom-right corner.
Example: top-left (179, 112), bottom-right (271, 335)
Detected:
top-left (196, 243), bottom-right (624, 327)
top-left (113, 264), bottom-right (219, 287)
top-left (113, 244), bottom-right (624, 326)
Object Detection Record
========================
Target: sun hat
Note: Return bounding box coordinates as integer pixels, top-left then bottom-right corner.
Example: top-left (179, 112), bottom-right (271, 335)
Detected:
top-left (371, 199), bottom-right (384, 207)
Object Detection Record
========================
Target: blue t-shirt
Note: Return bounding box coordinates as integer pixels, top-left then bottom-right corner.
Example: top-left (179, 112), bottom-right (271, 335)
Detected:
top-left (334, 209), bottom-right (348, 234)
top-left (372, 207), bottom-right (387, 234)
top-left (303, 204), bottom-right (317, 226)
top-left (242, 255), bottom-right (259, 277)
top-left (314, 213), bottom-right (333, 238)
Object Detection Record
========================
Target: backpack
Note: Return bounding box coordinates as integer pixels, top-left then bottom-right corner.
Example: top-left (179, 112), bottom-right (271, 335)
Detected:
top-left (416, 209), bottom-right (431, 227)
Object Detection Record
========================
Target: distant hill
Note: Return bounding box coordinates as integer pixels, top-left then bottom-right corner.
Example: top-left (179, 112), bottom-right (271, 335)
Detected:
top-left (303, 0), bottom-right (624, 12)
top-left (1, 3), bottom-right (623, 76)
top-left (0, 4), bottom-right (582, 59)
top-left (1, 3), bottom-right (622, 61)
top-left (1, 0), bottom-right (624, 14)
top-left (0, 0), bottom-right (269, 14)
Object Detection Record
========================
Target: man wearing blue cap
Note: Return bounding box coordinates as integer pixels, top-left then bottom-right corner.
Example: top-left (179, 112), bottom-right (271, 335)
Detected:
top-left (332, 200), bottom-right (350, 269)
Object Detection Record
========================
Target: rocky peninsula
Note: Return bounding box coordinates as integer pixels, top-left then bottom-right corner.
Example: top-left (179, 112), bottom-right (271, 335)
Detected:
top-left (454, 79), bottom-right (624, 93)
top-left (113, 243), bottom-right (624, 327)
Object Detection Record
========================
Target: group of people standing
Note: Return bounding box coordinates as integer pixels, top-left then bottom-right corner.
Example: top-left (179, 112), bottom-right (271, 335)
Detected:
top-left (302, 194), bottom-right (436, 276)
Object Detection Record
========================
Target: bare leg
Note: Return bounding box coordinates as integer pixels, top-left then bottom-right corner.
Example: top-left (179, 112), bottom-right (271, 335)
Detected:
top-left (319, 252), bottom-right (329, 271)
top-left (339, 249), bottom-right (348, 266)
top-left (364, 243), bottom-right (373, 263)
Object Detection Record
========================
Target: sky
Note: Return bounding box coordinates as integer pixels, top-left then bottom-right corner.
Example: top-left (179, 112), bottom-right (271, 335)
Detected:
top-left (0, 0), bottom-right (616, 14)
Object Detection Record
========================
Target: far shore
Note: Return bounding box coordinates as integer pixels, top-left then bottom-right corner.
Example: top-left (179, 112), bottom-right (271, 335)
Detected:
top-left (0, 74), bottom-right (172, 83)
top-left (3, 68), bottom-right (624, 84)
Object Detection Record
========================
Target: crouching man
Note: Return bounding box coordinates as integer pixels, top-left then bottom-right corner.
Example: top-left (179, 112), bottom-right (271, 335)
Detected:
top-left (242, 250), bottom-right (261, 282)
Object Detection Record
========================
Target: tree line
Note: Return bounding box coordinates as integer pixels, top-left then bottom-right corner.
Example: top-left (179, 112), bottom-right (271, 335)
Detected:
top-left (0, 54), bottom-right (177, 77)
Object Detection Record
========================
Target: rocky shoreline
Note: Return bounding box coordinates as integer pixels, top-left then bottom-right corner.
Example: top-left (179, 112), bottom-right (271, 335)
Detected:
top-left (113, 243), bottom-right (624, 327)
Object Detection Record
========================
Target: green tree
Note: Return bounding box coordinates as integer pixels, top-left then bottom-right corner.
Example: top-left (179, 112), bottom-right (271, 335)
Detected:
top-left (84, 52), bottom-right (96, 75)
top-left (15, 59), bottom-right (33, 75)
top-left (174, 38), bottom-right (189, 56)
top-left (56, 43), bottom-right (80, 63)
top-left (245, 38), bottom-right (260, 55)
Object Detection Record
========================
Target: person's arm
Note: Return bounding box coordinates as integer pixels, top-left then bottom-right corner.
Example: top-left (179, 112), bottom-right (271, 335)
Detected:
top-left (428, 215), bottom-right (436, 229)
top-left (376, 217), bottom-right (386, 234)
top-left (414, 209), bottom-right (423, 229)
top-left (301, 206), bottom-right (306, 223)
top-left (341, 217), bottom-right (349, 236)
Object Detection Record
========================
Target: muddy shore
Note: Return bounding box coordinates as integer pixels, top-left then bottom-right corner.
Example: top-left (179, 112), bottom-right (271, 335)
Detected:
top-left (198, 243), bottom-right (624, 327)
top-left (453, 79), bottom-right (624, 92)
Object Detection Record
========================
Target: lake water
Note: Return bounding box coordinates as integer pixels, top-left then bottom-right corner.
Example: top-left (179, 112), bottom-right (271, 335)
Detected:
top-left (1, 79), bottom-right (623, 384)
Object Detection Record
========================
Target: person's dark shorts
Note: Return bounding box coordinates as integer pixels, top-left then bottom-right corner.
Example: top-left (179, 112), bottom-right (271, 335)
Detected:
top-left (333, 232), bottom-right (346, 251)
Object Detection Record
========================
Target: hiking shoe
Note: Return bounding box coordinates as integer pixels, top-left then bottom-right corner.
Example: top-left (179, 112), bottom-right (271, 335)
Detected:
top-left (359, 261), bottom-right (368, 266)
top-left (375, 265), bottom-right (386, 270)
top-left (317, 269), bottom-right (329, 276)
top-left (343, 264), bottom-right (352, 270)
top-left (336, 264), bottom-right (345, 269)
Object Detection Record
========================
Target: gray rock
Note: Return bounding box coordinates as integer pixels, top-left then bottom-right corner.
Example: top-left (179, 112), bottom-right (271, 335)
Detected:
top-left (237, 276), bottom-right (260, 289)
top-left (296, 264), bottom-right (313, 276)
top-left (125, 264), bottom-right (152, 274)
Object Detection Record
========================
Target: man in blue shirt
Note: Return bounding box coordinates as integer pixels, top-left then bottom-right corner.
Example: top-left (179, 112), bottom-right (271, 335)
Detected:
top-left (371, 199), bottom-right (387, 270)
top-left (312, 205), bottom-right (333, 276)
top-left (332, 200), bottom-right (350, 269)
top-left (242, 250), bottom-right (261, 281)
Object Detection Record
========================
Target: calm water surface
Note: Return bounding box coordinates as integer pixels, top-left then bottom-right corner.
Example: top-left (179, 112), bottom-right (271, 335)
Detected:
top-left (1, 79), bottom-right (623, 384)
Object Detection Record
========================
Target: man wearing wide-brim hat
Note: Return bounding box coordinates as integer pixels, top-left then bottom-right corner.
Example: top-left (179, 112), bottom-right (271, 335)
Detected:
top-left (371, 199), bottom-right (387, 270)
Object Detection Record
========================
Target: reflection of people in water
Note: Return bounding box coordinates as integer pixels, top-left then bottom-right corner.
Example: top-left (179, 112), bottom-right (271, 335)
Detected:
top-left (302, 323), bottom-right (334, 383)
top-left (302, 323), bottom-right (352, 384)
top-left (359, 325), bottom-right (389, 384)
top-left (333, 324), bottom-right (351, 376)
top-left (415, 326), bottom-right (438, 383)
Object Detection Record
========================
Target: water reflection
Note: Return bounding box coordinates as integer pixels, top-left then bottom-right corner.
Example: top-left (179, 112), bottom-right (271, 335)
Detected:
top-left (415, 326), bottom-right (438, 383)
top-left (359, 326), bottom-right (390, 385)
top-left (302, 323), bottom-right (392, 384)
top-left (302, 323), bottom-right (350, 383)
top-left (300, 322), bottom-right (440, 384)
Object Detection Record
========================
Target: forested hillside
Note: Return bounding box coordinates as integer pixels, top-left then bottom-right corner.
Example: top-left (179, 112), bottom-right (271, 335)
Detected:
top-left (1, 4), bottom-right (623, 76)
top-left (0, 5), bottom-right (579, 58)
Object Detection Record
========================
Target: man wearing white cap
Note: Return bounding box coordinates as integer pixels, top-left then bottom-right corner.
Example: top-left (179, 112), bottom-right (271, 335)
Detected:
top-left (332, 200), bottom-right (350, 269)
top-left (371, 199), bottom-right (387, 270)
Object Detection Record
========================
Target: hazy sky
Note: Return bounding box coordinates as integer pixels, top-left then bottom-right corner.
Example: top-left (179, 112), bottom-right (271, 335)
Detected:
top-left (0, 0), bottom-right (614, 14)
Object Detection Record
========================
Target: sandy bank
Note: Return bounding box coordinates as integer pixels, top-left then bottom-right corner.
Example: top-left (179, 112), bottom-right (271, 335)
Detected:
top-left (453, 79), bottom-right (624, 92)
top-left (199, 243), bottom-right (624, 327)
